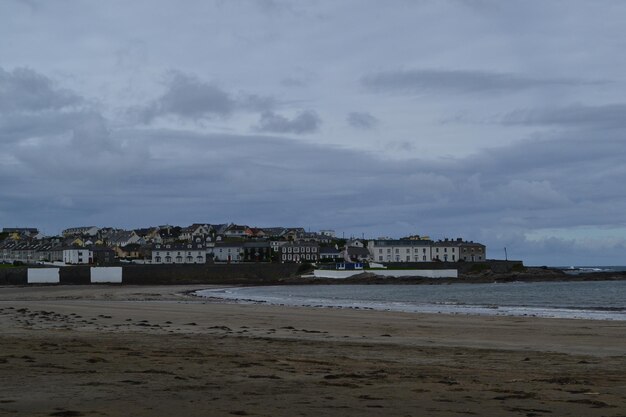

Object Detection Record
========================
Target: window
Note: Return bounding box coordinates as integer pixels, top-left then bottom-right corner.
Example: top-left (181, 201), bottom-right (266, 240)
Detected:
top-left (387, 248), bottom-right (391, 254)
top-left (406, 255), bottom-right (410, 261)
top-left (378, 256), bottom-right (383, 261)
top-left (423, 256), bottom-right (426, 261)
top-left (378, 249), bottom-right (382, 254)
top-left (406, 248), bottom-right (410, 253)
top-left (395, 248), bottom-right (399, 254)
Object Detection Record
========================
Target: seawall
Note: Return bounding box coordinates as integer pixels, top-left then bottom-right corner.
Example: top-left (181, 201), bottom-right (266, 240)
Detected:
top-left (0, 264), bottom-right (301, 286)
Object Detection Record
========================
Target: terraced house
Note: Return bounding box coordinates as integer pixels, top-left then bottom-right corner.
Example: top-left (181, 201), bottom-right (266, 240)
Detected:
top-left (368, 239), bottom-right (433, 263)
top-left (368, 238), bottom-right (486, 263)
top-left (279, 242), bottom-right (319, 263)
top-left (151, 242), bottom-right (206, 264)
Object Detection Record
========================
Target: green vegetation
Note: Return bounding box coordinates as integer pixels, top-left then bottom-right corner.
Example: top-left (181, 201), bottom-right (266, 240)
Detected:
top-left (510, 263), bottom-right (527, 272)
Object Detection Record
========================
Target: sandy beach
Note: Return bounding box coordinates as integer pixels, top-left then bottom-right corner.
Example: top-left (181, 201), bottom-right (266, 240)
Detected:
top-left (1, 285), bottom-right (625, 416)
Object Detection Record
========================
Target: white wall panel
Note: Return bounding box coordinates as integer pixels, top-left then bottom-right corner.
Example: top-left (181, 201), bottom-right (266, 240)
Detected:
top-left (313, 269), bottom-right (458, 279)
top-left (90, 267), bottom-right (123, 283)
top-left (27, 268), bottom-right (60, 284)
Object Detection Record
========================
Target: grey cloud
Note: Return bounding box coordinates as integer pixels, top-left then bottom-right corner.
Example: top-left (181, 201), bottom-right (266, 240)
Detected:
top-left (501, 103), bottom-right (626, 129)
top-left (347, 111), bottom-right (378, 130)
top-left (361, 69), bottom-right (598, 95)
top-left (255, 110), bottom-right (321, 134)
top-left (0, 68), bottom-right (138, 179)
top-left (237, 93), bottom-right (277, 112)
top-left (137, 72), bottom-right (275, 122)
top-left (0, 111), bottom-right (88, 144)
top-left (0, 67), bottom-right (82, 113)
top-left (0, 67), bottom-right (110, 153)
top-left (140, 72), bottom-right (235, 121)
top-left (280, 77), bottom-right (308, 88)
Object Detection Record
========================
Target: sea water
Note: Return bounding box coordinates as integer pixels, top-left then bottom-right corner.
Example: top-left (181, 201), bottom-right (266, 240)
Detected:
top-left (195, 280), bottom-right (626, 321)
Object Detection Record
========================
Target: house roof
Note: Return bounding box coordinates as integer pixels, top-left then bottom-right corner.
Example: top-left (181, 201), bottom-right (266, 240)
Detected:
top-left (369, 239), bottom-right (434, 246)
top-left (347, 247), bottom-right (370, 256)
top-left (214, 242), bottom-right (245, 248)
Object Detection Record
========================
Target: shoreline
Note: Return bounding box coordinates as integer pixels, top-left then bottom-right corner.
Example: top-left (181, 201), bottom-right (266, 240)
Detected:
top-left (193, 281), bottom-right (626, 322)
top-left (1, 285), bottom-right (626, 416)
top-left (4, 263), bottom-right (626, 287)
top-left (2, 284), bottom-right (625, 355)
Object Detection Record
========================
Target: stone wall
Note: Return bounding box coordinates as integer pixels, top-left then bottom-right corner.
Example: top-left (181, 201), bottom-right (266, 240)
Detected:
top-left (0, 263), bottom-right (301, 285)
top-left (122, 263), bottom-right (301, 285)
top-left (0, 267), bottom-right (27, 285)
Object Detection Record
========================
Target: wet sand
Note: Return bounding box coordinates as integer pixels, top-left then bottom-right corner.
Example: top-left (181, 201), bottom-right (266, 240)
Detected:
top-left (1, 285), bottom-right (625, 416)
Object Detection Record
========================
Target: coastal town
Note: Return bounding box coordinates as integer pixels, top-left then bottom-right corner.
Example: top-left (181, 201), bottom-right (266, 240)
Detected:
top-left (0, 224), bottom-right (486, 266)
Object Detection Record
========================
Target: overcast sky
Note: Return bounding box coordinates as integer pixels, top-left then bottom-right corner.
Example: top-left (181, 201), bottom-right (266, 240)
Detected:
top-left (2, 0), bottom-right (626, 265)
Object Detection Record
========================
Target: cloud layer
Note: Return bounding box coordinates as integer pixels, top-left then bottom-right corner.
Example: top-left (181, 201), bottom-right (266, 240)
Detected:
top-left (255, 110), bottom-right (321, 134)
top-left (361, 69), bottom-right (595, 95)
top-left (0, 67), bottom-right (82, 113)
top-left (2, 67), bottom-right (625, 265)
top-left (3, 1), bottom-right (626, 265)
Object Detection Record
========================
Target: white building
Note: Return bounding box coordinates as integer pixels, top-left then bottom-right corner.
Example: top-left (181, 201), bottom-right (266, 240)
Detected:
top-left (368, 238), bottom-right (487, 263)
top-left (431, 239), bottom-right (460, 262)
top-left (209, 242), bottom-right (244, 262)
top-left (151, 242), bottom-right (206, 264)
top-left (279, 242), bottom-right (319, 263)
top-left (63, 248), bottom-right (93, 264)
top-left (367, 240), bottom-right (433, 263)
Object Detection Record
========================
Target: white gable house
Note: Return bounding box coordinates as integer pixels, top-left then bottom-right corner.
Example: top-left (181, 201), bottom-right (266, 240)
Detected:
top-left (63, 248), bottom-right (93, 264)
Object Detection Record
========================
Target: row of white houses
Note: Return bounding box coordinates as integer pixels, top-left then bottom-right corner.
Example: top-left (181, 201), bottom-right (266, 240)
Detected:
top-left (2, 237), bottom-right (486, 266)
top-left (150, 241), bottom-right (316, 264)
top-left (367, 239), bottom-right (485, 263)
top-left (149, 238), bottom-right (486, 265)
